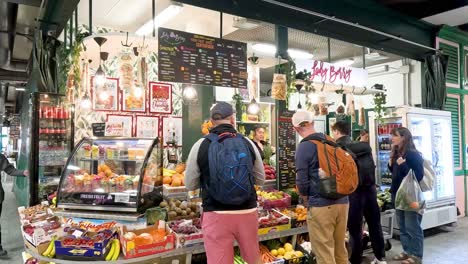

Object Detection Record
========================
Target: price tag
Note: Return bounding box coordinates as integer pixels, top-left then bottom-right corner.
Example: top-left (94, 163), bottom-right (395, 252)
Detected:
top-left (72, 230), bottom-right (84, 238)
top-left (114, 193), bottom-right (130, 203)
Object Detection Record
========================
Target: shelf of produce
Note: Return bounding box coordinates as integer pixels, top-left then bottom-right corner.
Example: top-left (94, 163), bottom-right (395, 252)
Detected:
top-left (25, 227), bottom-right (308, 264)
top-left (80, 158), bottom-right (145, 162)
top-left (53, 210), bottom-right (144, 222)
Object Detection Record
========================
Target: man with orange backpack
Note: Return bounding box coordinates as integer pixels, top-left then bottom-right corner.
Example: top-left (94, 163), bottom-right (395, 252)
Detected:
top-left (293, 110), bottom-right (358, 264)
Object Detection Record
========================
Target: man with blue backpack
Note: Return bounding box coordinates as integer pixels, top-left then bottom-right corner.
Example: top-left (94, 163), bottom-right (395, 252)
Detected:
top-left (185, 102), bottom-right (265, 264)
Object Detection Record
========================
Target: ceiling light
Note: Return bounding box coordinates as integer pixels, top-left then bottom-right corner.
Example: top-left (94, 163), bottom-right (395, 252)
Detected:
top-left (251, 43), bottom-right (313, 59)
top-left (334, 59), bottom-right (355, 67)
top-left (136, 3), bottom-right (183, 36)
top-left (133, 86), bottom-right (144, 98)
top-left (15, 87), bottom-right (26, 91)
top-left (252, 43), bottom-right (277, 55)
top-left (182, 86), bottom-right (198, 105)
top-left (81, 91), bottom-right (92, 109)
top-left (99, 90), bottom-right (109, 101)
top-left (288, 49), bottom-right (314, 59)
top-left (232, 17), bottom-right (262, 30)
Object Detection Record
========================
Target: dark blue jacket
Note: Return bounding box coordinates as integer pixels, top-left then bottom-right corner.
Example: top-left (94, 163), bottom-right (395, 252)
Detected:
top-left (389, 150), bottom-right (424, 203)
top-left (295, 133), bottom-right (348, 207)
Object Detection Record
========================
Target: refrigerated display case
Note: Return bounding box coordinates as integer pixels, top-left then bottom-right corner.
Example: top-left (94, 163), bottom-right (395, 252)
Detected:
top-left (30, 93), bottom-right (74, 205)
top-left (369, 106), bottom-right (457, 229)
top-left (56, 137), bottom-right (161, 213)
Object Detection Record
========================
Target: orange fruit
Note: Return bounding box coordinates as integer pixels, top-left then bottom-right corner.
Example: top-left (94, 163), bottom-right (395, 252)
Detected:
top-left (163, 176), bottom-right (172, 185)
top-left (171, 178), bottom-right (182, 187)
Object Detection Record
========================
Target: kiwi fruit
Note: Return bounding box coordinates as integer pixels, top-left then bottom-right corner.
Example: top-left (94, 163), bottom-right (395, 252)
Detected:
top-left (175, 200), bottom-right (181, 207)
top-left (189, 212), bottom-right (196, 217)
top-left (168, 211), bottom-right (177, 219)
top-left (176, 208), bottom-right (183, 215)
top-left (191, 204), bottom-right (198, 212)
top-left (159, 201), bottom-right (168, 208)
top-left (185, 208), bottom-right (192, 214)
top-left (181, 210), bottom-right (188, 216)
top-left (179, 204), bottom-right (187, 210)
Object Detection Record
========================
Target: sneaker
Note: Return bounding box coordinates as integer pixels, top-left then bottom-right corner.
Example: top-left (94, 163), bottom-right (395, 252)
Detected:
top-left (0, 246), bottom-right (7, 257)
top-left (371, 258), bottom-right (387, 264)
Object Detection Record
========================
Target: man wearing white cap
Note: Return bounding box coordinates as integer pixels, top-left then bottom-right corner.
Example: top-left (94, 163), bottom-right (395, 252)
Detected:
top-left (292, 110), bottom-right (349, 264)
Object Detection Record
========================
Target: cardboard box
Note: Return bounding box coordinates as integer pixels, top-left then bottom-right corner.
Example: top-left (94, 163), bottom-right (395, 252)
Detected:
top-left (22, 225), bottom-right (65, 247)
top-left (167, 221), bottom-right (203, 248)
top-left (120, 225), bottom-right (175, 259)
top-left (258, 209), bottom-right (291, 235)
top-left (54, 230), bottom-right (117, 260)
top-left (62, 216), bottom-right (147, 232)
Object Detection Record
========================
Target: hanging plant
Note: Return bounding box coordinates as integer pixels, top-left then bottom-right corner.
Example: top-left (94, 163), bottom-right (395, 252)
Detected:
top-left (232, 92), bottom-right (243, 121)
top-left (373, 92), bottom-right (387, 122)
top-left (57, 26), bottom-right (89, 95)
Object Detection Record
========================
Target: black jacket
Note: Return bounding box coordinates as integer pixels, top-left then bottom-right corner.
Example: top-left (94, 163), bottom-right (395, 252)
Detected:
top-left (197, 124), bottom-right (258, 212)
top-left (336, 136), bottom-right (376, 188)
top-left (0, 154), bottom-right (24, 203)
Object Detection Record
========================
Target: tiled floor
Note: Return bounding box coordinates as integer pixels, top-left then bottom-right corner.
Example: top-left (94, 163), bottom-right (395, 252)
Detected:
top-left (1, 182), bottom-right (468, 264)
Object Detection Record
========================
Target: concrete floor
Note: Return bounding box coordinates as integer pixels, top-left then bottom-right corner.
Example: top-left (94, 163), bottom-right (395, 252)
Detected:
top-left (1, 182), bottom-right (468, 264)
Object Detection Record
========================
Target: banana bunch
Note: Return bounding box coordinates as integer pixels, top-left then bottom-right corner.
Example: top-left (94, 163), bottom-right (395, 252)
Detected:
top-left (163, 168), bottom-right (177, 177)
top-left (105, 239), bottom-right (120, 261)
top-left (42, 237), bottom-right (56, 258)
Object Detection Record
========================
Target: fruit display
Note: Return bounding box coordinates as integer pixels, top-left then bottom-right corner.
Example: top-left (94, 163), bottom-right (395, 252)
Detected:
top-left (42, 237), bottom-right (57, 258)
top-left (201, 120), bottom-right (213, 135)
top-left (265, 241), bottom-right (304, 262)
top-left (264, 164), bottom-right (277, 180)
top-left (257, 189), bottom-right (292, 209)
top-left (120, 220), bottom-right (175, 259)
top-left (168, 219), bottom-right (203, 248)
top-left (54, 227), bottom-right (117, 260)
top-left (162, 164), bottom-right (186, 187)
top-left (158, 199), bottom-right (200, 221)
top-left (258, 210), bottom-right (290, 228)
top-left (284, 188), bottom-right (300, 205)
top-left (280, 206), bottom-right (307, 227)
top-left (22, 215), bottom-right (64, 247)
top-left (19, 204), bottom-right (51, 224)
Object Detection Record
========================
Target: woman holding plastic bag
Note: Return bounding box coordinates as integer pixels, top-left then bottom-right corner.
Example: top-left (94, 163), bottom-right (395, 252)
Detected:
top-left (388, 127), bottom-right (424, 264)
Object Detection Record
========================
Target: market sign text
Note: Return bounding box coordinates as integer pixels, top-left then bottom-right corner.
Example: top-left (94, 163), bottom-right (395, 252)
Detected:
top-left (309, 60), bottom-right (368, 87)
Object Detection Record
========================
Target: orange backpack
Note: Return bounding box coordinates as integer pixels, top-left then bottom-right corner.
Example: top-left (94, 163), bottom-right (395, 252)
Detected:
top-left (309, 135), bottom-right (358, 199)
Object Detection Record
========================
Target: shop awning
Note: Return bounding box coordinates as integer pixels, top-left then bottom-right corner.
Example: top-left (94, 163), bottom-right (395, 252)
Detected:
top-left (177, 0), bottom-right (440, 60)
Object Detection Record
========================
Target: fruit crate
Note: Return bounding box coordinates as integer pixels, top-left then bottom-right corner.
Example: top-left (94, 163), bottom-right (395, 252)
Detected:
top-left (277, 207), bottom-right (307, 228)
top-left (168, 219), bottom-right (203, 248)
top-left (120, 225), bottom-right (175, 259)
top-left (294, 244), bottom-right (316, 264)
top-left (258, 209), bottom-right (291, 235)
top-left (54, 229), bottom-right (117, 261)
top-left (163, 184), bottom-right (188, 195)
top-left (261, 192), bottom-right (292, 210)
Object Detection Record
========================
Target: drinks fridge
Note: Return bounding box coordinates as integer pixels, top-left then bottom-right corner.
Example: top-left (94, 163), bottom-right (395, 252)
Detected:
top-left (369, 106), bottom-right (457, 229)
top-left (31, 93), bottom-right (74, 205)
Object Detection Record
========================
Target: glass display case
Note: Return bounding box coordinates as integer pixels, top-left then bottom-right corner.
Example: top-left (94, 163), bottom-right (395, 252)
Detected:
top-left (57, 137), bottom-right (161, 212)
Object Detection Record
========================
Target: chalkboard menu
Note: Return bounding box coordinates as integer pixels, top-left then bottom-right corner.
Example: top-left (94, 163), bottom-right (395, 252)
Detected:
top-left (92, 123), bottom-right (106, 137)
top-left (277, 110), bottom-right (297, 190)
top-left (158, 27), bottom-right (248, 89)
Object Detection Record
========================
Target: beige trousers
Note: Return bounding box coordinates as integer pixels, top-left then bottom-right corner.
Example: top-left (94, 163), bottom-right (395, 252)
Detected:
top-left (307, 203), bottom-right (349, 264)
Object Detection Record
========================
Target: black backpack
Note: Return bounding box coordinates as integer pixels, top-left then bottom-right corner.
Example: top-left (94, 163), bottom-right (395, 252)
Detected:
top-left (345, 142), bottom-right (376, 187)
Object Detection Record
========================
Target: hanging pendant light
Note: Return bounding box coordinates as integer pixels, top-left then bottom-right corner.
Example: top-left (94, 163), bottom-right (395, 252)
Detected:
top-left (182, 85), bottom-right (198, 105)
top-left (94, 37), bottom-right (108, 86)
top-left (81, 90), bottom-right (92, 109)
top-left (247, 98), bottom-right (260, 115)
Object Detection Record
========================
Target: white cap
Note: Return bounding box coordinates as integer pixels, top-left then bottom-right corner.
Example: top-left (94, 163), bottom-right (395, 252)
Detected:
top-left (292, 110), bottom-right (315, 127)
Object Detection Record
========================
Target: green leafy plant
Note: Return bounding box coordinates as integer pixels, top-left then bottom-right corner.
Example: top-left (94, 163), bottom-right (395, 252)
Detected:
top-left (232, 93), bottom-right (243, 121)
top-left (373, 92), bottom-right (387, 122)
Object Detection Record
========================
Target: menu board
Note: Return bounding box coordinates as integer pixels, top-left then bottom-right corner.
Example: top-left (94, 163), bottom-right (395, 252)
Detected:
top-left (277, 110), bottom-right (297, 190)
top-left (92, 123), bottom-right (105, 137)
top-left (158, 27), bottom-right (248, 88)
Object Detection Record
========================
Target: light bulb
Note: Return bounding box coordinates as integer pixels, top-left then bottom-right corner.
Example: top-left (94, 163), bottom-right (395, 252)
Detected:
top-left (247, 99), bottom-right (260, 115)
top-left (182, 86), bottom-right (197, 100)
top-left (95, 65), bottom-right (106, 86)
top-left (81, 92), bottom-right (92, 109)
top-left (99, 90), bottom-right (109, 101)
top-left (308, 92), bottom-right (320, 104)
top-left (133, 87), bottom-right (143, 98)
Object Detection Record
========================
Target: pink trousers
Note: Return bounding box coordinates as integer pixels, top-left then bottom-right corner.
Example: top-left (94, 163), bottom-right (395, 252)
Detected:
top-left (202, 211), bottom-right (260, 264)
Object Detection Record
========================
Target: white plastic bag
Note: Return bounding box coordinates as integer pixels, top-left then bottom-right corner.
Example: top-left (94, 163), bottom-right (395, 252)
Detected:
top-left (395, 170), bottom-right (426, 212)
top-left (419, 159), bottom-right (435, 192)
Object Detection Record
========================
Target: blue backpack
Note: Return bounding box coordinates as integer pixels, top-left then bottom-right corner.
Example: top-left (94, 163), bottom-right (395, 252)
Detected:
top-left (205, 132), bottom-right (255, 205)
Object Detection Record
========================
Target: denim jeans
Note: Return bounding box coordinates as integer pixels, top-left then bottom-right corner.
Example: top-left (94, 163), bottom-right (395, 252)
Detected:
top-left (396, 209), bottom-right (424, 258)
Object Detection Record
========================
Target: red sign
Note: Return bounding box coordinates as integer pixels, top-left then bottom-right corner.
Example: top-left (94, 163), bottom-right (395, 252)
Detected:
top-left (149, 82), bottom-right (172, 114)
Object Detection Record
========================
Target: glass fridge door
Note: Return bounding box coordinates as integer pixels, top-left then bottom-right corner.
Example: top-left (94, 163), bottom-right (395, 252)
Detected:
top-left (431, 117), bottom-right (455, 200)
top-left (407, 114), bottom-right (434, 202)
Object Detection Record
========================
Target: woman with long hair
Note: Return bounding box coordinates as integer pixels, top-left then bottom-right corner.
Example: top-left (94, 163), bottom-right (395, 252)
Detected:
top-left (389, 127), bottom-right (424, 264)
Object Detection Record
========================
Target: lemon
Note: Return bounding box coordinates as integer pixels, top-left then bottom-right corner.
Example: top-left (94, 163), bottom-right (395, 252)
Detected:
top-left (284, 243), bottom-right (293, 252)
top-left (284, 251), bottom-right (293, 260)
top-left (277, 248), bottom-right (285, 256)
top-left (271, 249), bottom-right (278, 256)
top-left (295, 251), bottom-right (304, 257)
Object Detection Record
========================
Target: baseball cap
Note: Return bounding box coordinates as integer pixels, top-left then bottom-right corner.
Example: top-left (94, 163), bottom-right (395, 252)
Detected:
top-left (211, 102), bottom-right (236, 120)
top-left (292, 110), bottom-right (315, 127)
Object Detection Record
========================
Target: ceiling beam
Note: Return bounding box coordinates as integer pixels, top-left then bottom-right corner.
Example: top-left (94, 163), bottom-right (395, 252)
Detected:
top-left (7, 0), bottom-right (42, 7)
top-left (0, 69), bottom-right (28, 81)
